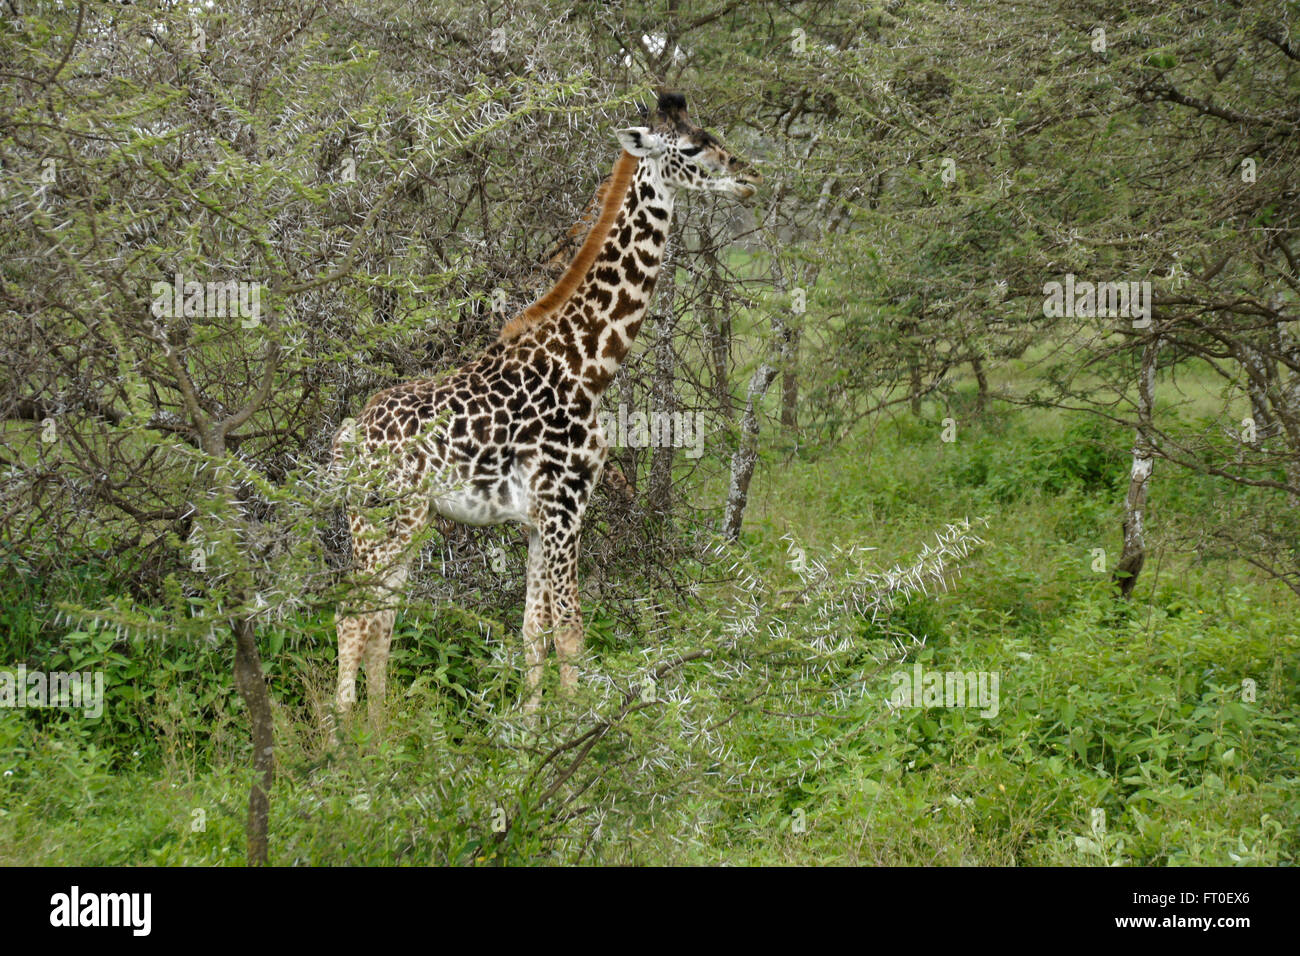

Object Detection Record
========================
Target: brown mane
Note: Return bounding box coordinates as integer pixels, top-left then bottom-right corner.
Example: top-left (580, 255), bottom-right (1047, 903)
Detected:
top-left (499, 149), bottom-right (639, 341)
top-left (541, 174), bottom-right (613, 274)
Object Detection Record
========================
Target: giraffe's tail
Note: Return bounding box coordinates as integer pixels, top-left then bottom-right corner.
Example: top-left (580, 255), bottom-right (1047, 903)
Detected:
top-left (327, 417), bottom-right (360, 505)
top-left (332, 417), bottom-right (358, 470)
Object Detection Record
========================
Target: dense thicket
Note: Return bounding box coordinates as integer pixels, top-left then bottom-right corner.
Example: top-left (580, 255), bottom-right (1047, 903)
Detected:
top-left (2, 0), bottom-right (1296, 864)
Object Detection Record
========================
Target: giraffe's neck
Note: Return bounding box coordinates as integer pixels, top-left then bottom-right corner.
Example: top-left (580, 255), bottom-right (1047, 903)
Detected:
top-left (535, 157), bottom-right (674, 397)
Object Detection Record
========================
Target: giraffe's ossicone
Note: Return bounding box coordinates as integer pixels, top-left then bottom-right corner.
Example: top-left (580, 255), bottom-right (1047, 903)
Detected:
top-left (333, 92), bottom-right (760, 728)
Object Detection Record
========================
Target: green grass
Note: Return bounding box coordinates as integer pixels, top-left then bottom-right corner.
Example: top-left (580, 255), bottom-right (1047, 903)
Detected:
top-left (2, 377), bottom-right (1297, 865)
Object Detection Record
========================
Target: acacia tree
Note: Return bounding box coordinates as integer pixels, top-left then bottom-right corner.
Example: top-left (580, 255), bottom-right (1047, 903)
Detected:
top-left (6, 0), bottom-right (860, 858)
top-left (990, 1), bottom-right (1300, 596)
top-left (0, 0), bottom-right (638, 862)
top-left (0, 0), bottom-right (1143, 862)
top-left (759, 0), bottom-right (1300, 599)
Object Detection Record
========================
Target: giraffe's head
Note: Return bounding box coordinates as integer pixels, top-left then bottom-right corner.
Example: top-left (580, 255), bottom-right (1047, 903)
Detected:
top-left (616, 92), bottom-right (761, 201)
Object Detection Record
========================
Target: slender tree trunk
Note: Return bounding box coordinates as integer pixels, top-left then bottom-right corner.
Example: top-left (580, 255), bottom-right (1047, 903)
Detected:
top-left (1270, 323), bottom-right (1300, 506)
top-left (703, 291), bottom-right (733, 420)
top-left (1115, 337), bottom-right (1159, 598)
top-left (780, 323), bottom-right (800, 429)
top-left (232, 614), bottom-right (274, 865)
top-left (647, 278), bottom-right (677, 516)
top-left (1278, 373), bottom-right (1300, 508)
top-left (720, 237), bottom-right (786, 537)
top-left (203, 430), bottom-right (277, 867)
top-left (909, 358), bottom-right (923, 416)
top-left (971, 352), bottom-right (988, 413)
top-left (723, 363), bottom-right (777, 541)
top-left (775, 178), bottom-right (845, 432)
top-left (1239, 342), bottom-right (1274, 435)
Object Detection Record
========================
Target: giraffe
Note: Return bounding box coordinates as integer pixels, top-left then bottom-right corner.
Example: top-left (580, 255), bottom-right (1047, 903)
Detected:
top-left (333, 92), bottom-right (760, 726)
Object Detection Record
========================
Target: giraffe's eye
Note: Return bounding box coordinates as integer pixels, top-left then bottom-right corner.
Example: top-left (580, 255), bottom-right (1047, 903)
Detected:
top-left (679, 145), bottom-right (702, 157)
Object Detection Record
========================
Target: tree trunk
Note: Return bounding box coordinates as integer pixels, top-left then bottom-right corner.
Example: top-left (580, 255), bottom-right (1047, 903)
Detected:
top-left (647, 275), bottom-right (678, 516)
top-left (723, 363), bottom-right (777, 541)
top-left (971, 352), bottom-right (988, 412)
top-left (780, 323), bottom-right (800, 429)
top-left (1271, 323), bottom-right (1300, 506)
top-left (1115, 337), bottom-right (1158, 598)
top-left (203, 426), bottom-right (277, 867)
top-left (909, 358), bottom-right (923, 416)
top-left (232, 614), bottom-right (274, 865)
top-left (1240, 342), bottom-right (1274, 434)
top-left (1279, 373), bottom-right (1300, 508)
top-left (703, 294), bottom-right (733, 420)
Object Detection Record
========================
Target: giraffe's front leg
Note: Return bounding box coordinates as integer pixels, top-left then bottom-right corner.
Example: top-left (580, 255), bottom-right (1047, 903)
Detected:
top-left (522, 528), bottom-right (552, 713)
top-left (541, 527), bottom-right (584, 694)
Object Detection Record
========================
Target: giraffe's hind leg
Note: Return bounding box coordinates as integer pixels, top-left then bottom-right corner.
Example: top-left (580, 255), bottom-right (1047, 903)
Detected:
top-left (362, 592), bottom-right (402, 733)
top-left (335, 613), bottom-right (367, 717)
top-left (334, 501), bottom-right (424, 738)
top-left (335, 510), bottom-right (379, 727)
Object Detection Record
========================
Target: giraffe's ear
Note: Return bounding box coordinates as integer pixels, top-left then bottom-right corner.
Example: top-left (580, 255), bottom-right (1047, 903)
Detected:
top-left (615, 127), bottom-right (662, 157)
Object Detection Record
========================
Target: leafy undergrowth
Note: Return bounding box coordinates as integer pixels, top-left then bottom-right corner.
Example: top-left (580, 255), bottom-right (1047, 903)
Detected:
top-left (1, 402), bottom-right (1297, 865)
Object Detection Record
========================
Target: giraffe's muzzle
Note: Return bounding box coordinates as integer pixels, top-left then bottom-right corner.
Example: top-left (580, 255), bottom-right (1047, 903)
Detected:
top-left (732, 168), bottom-right (762, 201)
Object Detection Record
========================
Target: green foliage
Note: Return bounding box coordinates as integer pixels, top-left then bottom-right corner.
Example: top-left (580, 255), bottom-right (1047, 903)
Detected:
top-left (4, 395), bottom-right (1296, 866)
top-left (2, 0), bottom-right (1298, 868)
top-left (938, 413), bottom-right (1125, 504)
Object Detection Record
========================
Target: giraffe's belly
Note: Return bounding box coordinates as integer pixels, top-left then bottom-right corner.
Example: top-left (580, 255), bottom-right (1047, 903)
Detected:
top-left (431, 470), bottom-right (532, 528)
